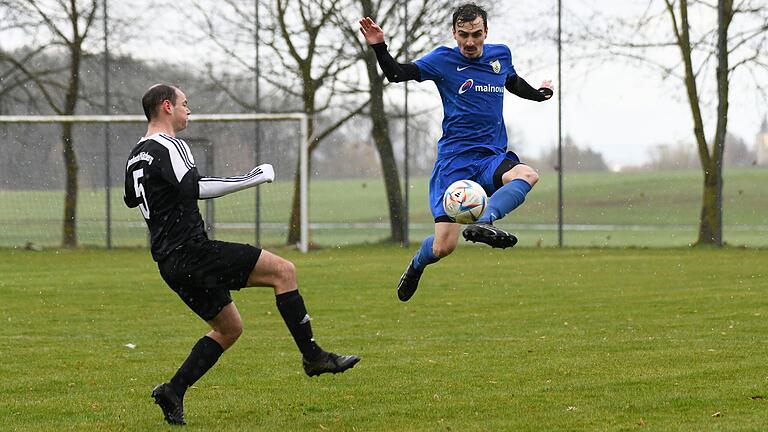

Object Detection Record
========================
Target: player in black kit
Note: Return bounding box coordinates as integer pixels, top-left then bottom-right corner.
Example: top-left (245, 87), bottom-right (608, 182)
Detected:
top-left (124, 84), bottom-right (359, 426)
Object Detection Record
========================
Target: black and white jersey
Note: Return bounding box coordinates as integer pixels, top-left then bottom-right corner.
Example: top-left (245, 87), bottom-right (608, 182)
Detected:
top-left (125, 132), bottom-right (275, 262)
top-left (124, 133), bottom-right (207, 262)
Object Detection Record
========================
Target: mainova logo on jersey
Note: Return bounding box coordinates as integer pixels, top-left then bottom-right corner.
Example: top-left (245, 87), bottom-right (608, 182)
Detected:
top-left (458, 79), bottom-right (474, 94)
top-left (458, 78), bottom-right (504, 95)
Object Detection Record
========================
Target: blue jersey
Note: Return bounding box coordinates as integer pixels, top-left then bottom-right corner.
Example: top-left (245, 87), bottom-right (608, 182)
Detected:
top-left (414, 44), bottom-right (516, 160)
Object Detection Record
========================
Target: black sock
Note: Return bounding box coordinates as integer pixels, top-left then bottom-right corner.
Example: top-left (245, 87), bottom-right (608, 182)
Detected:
top-left (169, 335), bottom-right (224, 398)
top-left (276, 290), bottom-right (323, 361)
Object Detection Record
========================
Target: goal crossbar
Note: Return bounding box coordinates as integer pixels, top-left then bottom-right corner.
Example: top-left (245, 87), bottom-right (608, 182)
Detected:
top-left (0, 113), bottom-right (307, 123)
top-left (0, 113), bottom-right (310, 253)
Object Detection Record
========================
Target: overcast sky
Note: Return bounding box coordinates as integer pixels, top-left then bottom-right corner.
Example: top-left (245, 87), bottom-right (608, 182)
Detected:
top-left (3, 0), bottom-right (765, 168)
top-left (489, 0), bottom-right (767, 168)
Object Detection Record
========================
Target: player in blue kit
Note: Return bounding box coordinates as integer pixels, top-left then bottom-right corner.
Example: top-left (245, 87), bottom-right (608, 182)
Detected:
top-left (359, 3), bottom-right (554, 302)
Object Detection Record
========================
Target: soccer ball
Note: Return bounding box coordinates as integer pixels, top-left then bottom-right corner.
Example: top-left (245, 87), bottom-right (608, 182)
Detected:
top-left (442, 179), bottom-right (488, 224)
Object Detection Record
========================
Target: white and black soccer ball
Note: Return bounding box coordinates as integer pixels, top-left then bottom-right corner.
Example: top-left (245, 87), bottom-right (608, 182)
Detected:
top-left (442, 179), bottom-right (487, 224)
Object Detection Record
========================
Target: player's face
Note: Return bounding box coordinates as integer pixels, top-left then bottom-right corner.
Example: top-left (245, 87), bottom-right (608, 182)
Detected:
top-left (170, 89), bottom-right (190, 132)
top-left (453, 17), bottom-right (487, 59)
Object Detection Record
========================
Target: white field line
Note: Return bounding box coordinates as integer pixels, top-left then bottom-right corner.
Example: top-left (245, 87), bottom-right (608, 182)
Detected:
top-left (99, 221), bottom-right (768, 232)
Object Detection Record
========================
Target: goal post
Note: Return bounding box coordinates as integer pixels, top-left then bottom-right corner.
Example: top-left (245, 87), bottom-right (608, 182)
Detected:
top-left (0, 113), bottom-right (311, 253)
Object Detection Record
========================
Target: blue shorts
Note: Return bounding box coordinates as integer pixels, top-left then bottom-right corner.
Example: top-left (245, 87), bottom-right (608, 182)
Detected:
top-left (429, 151), bottom-right (521, 221)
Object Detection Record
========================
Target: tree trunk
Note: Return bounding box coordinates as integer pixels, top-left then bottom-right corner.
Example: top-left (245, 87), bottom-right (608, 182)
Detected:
top-left (669, 0), bottom-right (730, 247)
top-left (62, 122), bottom-right (78, 247)
top-left (286, 115), bottom-right (315, 246)
top-left (365, 59), bottom-right (404, 242)
top-left (695, 0), bottom-right (731, 247)
top-left (61, 36), bottom-right (82, 248)
top-left (369, 86), bottom-right (405, 244)
top-left (286, 156), bottom-right (305, 246)
top-left (357, 0), bottom-right (406, 244)
top-left (697, 166), bottom-right (722, 245)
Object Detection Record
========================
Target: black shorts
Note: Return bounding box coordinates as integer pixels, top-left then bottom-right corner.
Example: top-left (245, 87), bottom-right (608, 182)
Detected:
top-left (157, 239), bottom-right (262, 321)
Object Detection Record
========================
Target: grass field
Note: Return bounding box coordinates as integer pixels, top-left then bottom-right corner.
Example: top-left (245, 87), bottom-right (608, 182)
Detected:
top-left (1, 168), bottom-right (767, 248)
top-left (2, 245), bottom-right (767, 431)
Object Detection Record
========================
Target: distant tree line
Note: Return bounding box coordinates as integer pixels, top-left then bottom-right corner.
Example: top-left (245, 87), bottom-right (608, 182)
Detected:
top-left (645, 133), bottom-right (756, 170)
top-left (0, 0), bottom-right (458, 247)
top-left (534, 136), bottom-right (609, 172)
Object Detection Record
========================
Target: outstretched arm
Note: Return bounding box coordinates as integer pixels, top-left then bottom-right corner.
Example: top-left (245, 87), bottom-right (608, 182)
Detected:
top-left (198, 164), bottom-right (275, 199)
top-left (506, 75), bottom-right (554, 102)
top-left (359, 17), bottom-right (420, 83)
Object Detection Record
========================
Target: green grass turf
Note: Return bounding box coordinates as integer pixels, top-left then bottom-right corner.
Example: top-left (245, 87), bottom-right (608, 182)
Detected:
top-left (1, 246), bottom-right (767, 430)
top-left (1, 168), bottom-right (767, 248)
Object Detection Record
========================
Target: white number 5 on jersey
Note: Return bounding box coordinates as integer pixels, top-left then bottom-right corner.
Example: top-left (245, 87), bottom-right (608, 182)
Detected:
top-left (132, 169), bottom-right (150, 219)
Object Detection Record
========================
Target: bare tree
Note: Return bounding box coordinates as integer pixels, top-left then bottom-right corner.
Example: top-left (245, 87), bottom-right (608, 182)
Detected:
top-left (190, 0), bottom-right (368, 246)
top-left (0, 0), bottom-right (100, 247)
top-left (339, 0), bottom-right (455, 243)
top-left (575, 0), bottom-right (768, 246)
top-left (190, 0), bottom-right (458, 245)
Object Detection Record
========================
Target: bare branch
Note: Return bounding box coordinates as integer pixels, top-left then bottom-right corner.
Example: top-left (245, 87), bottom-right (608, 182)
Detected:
top-left (26, 0), bottom-right (72, 44)
top-left (204, 65), bottom-right (259, 110)
top-left (728, 49), bottom-right (760, 72)
top-left (78, 0), bottom-right (99, 43)
top-left (0, 49), bottom-right (64, 113)
top-left (312, 100), bottom-right (369, 146)
top-left (727, 22), bottom-right (768, 52)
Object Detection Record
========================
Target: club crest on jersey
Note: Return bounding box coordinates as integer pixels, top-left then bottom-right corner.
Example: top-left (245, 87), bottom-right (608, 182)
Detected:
top-left (490, 59), bottom-right (501, 74)
top-left (458, 79), bottom-right (474, 94)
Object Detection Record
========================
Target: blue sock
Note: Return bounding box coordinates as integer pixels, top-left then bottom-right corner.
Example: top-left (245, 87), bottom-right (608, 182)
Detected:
top-left (478, 179), bottom-right (533, 223)
top-left (412, 236), bottom-right (439, 272)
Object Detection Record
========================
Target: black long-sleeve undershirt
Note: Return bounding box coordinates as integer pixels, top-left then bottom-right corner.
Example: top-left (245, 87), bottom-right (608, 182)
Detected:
top-left (506, 74), bottom-right (552, 102)
top-left (371, 42), bottom-right (420, 82)
top-left (371, 42), bottom-right (553, 102)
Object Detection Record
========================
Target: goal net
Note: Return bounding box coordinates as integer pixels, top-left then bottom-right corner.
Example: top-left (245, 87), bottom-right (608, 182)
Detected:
top-left (0, 113), bottom-right (312, 252)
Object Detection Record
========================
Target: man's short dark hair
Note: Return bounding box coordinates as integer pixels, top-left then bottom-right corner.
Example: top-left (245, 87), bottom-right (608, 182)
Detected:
top-left (142, 84), bottom-right (178, 121)
top-left (452, 3), bottom-right (487, 30)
